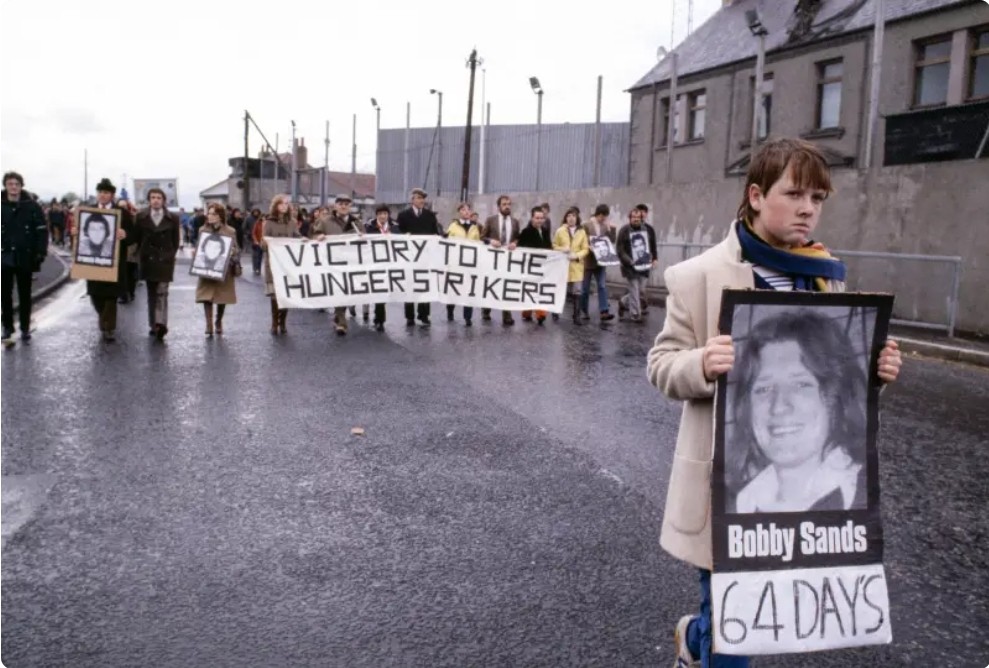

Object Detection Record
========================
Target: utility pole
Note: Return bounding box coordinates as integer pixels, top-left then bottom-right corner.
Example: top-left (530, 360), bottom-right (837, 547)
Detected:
top-left (864, 0), bottom-right (885, 170)
top-left (667, 52), bottom-right (678, 183)
top-left (461, 48), bottom-right (481, 203)
top-left (430, 89), bottom-right (443, 197)
top-left (290, 121), bottom-right (297, 203)
top-left (84, 148), bottom-right (88, 201)
top-left (243, 110), bottom-right (250, 210)
top-left (530, 77), bottom-right (544, 192)
top-left (593, 75), bottom-right (603, 187)
top-left (403, 102), bottom-right (410, 197)
top-left (323, 120), bottom-right (330, 206)
top-left (351, 113), bottom-right (357, 199)
top-left (479, 69), bottom-right (487, 195)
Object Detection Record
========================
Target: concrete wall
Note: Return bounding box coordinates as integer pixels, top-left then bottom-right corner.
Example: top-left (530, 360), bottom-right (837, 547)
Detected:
top-left (436, 159), bottom-right (989, 335)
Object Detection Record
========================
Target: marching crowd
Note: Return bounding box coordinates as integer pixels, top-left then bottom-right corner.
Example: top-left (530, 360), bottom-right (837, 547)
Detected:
top-left (1, 172), bottom-right (661, 343)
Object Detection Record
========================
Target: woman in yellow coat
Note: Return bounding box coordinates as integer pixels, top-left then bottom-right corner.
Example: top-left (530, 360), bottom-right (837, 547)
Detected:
top-left (445, 202), bottom-right (482, 326)
top-left (552, 206), bottom-right (589, 324)
top-left (194, 204), bottom-right (239, 337)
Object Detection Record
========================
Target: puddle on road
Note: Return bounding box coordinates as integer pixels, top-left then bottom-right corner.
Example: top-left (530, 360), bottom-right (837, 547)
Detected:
top-left (1, 474), bottom-right (56, 547)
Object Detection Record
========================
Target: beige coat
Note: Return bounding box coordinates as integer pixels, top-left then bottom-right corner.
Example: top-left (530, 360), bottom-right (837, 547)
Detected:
top-left (194, 223), bottom-right (239, 305)
top-left (646, 222), bottom-right (843, 568)
top-left (262, 216), bottom-right (299, 296)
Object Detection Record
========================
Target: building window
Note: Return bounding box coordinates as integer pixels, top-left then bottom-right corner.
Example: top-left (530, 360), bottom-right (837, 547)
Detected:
top-left (660, 96), bottom-right (682, 146)
top-left (816, 60), bottom-right (843, 129)
top-left (969, 26), bottom-right (989, 100)
top-left (753, 74), bottom-right (774, 139)
top-left (913, 35), bottom-right (952, 107)
top-left (688, 90), bottom-right (706, 140)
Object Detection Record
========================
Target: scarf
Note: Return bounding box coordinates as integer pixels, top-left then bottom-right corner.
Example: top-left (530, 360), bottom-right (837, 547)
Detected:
top-left (736, 220), bottom-right (845, 292)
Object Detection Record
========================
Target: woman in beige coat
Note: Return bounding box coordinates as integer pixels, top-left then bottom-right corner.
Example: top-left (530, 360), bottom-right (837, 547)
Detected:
top-left (195, 204), bottom-right (238, 337)
top-left (262, 194), bottom-right (300, 334)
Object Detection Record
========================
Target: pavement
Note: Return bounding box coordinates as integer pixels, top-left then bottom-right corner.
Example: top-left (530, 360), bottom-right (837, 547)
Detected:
top-left (1, 257), bottom-right (987, 667)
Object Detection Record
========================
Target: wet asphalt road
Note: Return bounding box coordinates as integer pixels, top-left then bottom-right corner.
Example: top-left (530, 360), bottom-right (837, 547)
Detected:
top-left (2, 264), bottom-right (987, 668)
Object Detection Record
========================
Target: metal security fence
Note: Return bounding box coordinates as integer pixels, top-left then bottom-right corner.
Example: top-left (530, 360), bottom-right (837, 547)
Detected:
top-left (375, 122), bottom-right (630, 204)
top-left (655, 243), bottom-right (963, 337)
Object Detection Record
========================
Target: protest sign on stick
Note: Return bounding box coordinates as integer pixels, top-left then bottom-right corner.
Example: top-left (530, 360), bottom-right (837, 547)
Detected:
top-left (711, 289), bottom-right (894, 656)
top-left (266, 235), bottom-right (569, 312)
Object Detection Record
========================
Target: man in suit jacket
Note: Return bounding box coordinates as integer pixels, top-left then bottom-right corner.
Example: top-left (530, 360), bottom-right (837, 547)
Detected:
top-left (481, 194), bottom-right (521, 326)
top-left (83, 178), bottom-right (134, 342)
top-left (396, 188), bottom-right (439, 326)
top-left (133, 188), bottom-right (181, 339)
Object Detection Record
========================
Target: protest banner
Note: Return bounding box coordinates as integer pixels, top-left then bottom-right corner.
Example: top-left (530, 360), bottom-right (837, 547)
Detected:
top-left (133, 178), bottom-right (179, 208)
top-left (711, 290), bottom-right (895, 656)
top-left (266, 235), bottom-right (569, 312)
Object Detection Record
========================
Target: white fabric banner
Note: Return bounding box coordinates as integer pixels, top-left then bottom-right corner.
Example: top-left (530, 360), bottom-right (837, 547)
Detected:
top-left (267, 235), bottom-right (570, 312)
top-left (712, 564), bottom-right (892, 655)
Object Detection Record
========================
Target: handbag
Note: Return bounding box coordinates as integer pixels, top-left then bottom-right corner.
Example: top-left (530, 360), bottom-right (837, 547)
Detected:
top-left (231, 254), bottom-right (243, 277)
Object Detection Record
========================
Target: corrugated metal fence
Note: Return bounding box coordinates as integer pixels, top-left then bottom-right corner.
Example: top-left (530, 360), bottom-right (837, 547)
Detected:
top-left (375, 122), bottom-right (629, 203)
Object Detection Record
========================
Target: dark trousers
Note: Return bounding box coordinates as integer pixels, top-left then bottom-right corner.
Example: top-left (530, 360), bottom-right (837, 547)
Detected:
top-left (120, 262), bottom-right (139, 300)
top-left (1, 266), bottom-right (34, 332)
top-left (89, 295), bottom-right (118, 332)
top-left (252, 245), bottom-right (263, 273)
top-left (405, 302), bottom-right (430, 322)
top-left (373, 303), bottom-right (387, 325)
top-left (446, 304), bottom-right (474, 321)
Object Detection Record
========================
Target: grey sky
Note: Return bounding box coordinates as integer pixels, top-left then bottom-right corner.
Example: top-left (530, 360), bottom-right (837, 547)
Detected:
top-left (1, 0), bottom-right (721, 208)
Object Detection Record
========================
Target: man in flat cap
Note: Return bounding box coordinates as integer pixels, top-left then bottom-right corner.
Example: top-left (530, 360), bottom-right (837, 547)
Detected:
top-left (396, 188), bottom-right (439, 327)
top-left (312, 193), bottom-right (363, 336)
top-left (82, 178), bottom-right (134, 342)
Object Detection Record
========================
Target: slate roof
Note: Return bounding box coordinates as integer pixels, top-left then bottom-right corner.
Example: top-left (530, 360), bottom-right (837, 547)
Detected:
top-left (630, 0), bottom-right (975, 90)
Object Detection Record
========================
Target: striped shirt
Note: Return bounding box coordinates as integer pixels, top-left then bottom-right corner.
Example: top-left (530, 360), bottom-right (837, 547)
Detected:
top-left (752, 265), bottom-right (795, 291)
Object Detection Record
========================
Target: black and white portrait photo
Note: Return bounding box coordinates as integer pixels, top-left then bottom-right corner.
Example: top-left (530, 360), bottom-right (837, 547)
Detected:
top-left (588, 235), bottom-right (620, 266)
top-left (630, 230), bottom-right (651, 271)
top-left (723, 304), bottom-right (874, 514)
top-left (190, 232), bottom-right (233, 280)
top-left (75, 209), bottom-right (119, 267)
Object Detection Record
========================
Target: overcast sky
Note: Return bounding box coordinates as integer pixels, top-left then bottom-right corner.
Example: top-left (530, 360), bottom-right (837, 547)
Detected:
top-left (1, 0), bottom-right (721, 208)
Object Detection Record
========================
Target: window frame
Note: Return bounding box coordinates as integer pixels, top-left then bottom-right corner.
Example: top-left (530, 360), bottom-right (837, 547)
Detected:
top-left (912, 34), bottom-right (953, 109)
top-left (967, 25), bottom-right (989, 101)
top-left (815, 58), bottom-right (844, 130)
top-left (687, 90), bottom-right (706, 141)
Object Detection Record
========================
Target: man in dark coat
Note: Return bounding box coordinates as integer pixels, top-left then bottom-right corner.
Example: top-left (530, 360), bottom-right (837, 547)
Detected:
top-left (517, 206), bottom-right (553, 325)
top-left (133, 187), bottom-right (180, 339)
top-left (1, 171), bottom-right (48, 342)
top-left (84, 178), bottom-right (134, 342)
top-left (396, 188), bottom-right (439, 326)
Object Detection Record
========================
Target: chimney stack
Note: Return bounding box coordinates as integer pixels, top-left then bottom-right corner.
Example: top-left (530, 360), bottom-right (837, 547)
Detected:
top-left (295, 137), bottom-right (309, 170)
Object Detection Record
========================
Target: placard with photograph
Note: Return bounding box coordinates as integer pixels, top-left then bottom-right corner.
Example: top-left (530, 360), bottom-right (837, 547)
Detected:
top-left (70, 206), bottom-right (121, 282)
top-left (588, 235), bottom-right (620, 266)
top-left (711, 289), bottom-right (894, 657)
top-left (629, 230), bottom-right (651, 272)
top-left (190, 231), bottom-right (234, 281)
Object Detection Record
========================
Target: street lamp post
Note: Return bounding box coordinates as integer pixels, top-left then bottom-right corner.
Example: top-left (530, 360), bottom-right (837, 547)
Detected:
top-left (530, 76), bottom-right (544, 192)
top-left (430, 88), bottom-right (443, 197)
top-left (371, 98), bottom-right (381, 202)
top-left (746, 9), bottom-right (769, 160)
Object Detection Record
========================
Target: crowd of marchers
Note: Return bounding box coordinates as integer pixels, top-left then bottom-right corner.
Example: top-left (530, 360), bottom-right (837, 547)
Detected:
top-left (1, 171), bottom-right (660, 343)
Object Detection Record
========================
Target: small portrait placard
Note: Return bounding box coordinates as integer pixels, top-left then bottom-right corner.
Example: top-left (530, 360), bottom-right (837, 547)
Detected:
top-left (70, 206), bottom-right (121, 282)
top-left (190, 231), bottom-right (234, 281)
